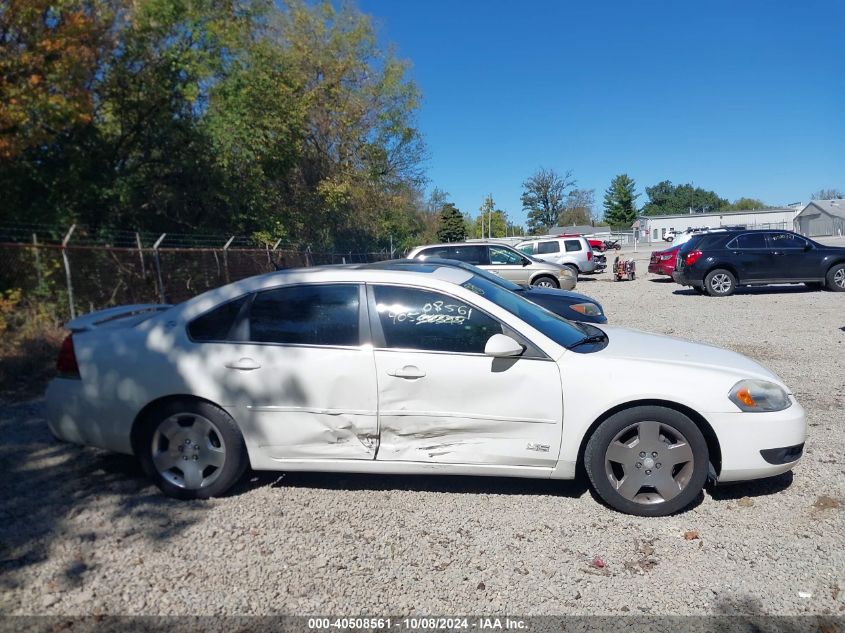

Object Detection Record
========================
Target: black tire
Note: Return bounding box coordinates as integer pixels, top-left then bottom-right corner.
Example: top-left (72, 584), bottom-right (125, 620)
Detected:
top-left (136, 399), bottom-right (249, 500)
top-left (825, 263), bottom-right (845, 292)
top-left (531, 275), bottom-right (559, 289)
top-left (584, 406), bottom-right (709, 517)
top-left (704, 268), bottom-right (737, 297)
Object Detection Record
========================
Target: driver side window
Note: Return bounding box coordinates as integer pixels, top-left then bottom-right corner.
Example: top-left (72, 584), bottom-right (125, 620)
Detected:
top-left (372, 286), bottom-right (503, 354)
top-left (488, 246), bottom-right (523, 265)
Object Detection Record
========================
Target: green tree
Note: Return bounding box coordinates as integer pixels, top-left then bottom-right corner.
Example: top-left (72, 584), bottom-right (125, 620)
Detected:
top-left (559, 188), bottom-right (594, 226)
top-left (603, 174), bottom-right (639, 227)
top-left (521, 167), bottom-right (576, 233)
top-left (436, 203), bottom-right (466, 242)
top-left (724, 197), bottom-right (768, 211)
top-left (641, 181), bottom-right (728, 216)
top-left (473, 209), bottom-right (509, 238)
top-left (0, 0), bottom-right (429, 252)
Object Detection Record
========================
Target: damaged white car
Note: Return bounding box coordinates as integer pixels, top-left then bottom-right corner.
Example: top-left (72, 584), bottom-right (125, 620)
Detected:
top-left (46, 264), bottom-right (806, 516)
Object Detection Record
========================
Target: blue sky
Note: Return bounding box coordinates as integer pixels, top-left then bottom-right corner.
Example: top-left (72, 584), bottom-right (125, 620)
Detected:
top-left (358, 0), bottom-right (844, 226)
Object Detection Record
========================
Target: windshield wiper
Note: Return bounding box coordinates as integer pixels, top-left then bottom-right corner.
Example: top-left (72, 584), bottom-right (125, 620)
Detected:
top-left (569, 334), bottom-right (607, 349)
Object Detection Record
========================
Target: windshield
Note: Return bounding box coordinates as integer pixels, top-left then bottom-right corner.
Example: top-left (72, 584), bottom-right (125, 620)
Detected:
top-left (460, 273), bottom-right (598, 349)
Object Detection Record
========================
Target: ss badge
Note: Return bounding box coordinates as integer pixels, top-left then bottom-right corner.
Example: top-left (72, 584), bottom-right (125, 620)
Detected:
top-left (526, 442), bottom-right (550, 452)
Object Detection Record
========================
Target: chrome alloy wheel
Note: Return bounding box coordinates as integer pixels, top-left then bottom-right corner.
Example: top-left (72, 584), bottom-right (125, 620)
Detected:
top-left (533, 278), bottom-right (556, 288)
top-left (835, 268), bottom-right (845, 289)
top-left (709, 273), bottom-right (733, 294)
top-left (604, 421), bottom-right (695, 505)
top-left (151, 413), bottom-right (226, 489)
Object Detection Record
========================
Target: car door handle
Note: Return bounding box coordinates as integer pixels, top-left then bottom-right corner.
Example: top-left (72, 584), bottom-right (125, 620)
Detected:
top-left (387, 365), bottom-right (426, 379)
top-left (224, 357), bottom-right (261, 371)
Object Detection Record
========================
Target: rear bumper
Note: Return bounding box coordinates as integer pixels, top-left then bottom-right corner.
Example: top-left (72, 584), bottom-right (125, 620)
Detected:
top-left (648, 261), bottom-right (674, 276)
top-left (672, 269), bottom-right (702, 287)
top-left (45, 378), bottom-right (134, 455)
top-left (710, 398), bottom-right (807, 483)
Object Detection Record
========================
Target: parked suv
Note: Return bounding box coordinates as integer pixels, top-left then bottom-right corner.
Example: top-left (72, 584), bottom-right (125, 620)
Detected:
top-left (515, 236), bottom-right (598, 274)
top-left (407, 242), bottom-right (577, 289)
top-left (674, 230), bottom-right (845, 296)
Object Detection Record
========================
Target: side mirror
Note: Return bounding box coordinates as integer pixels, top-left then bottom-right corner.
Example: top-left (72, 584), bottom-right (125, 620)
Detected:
top-left (485, 334), bottom-right (524, 358)
top-left (804, 243), bottom-right (812, 251)
top-left (521, 257), bottom-right (531, 267)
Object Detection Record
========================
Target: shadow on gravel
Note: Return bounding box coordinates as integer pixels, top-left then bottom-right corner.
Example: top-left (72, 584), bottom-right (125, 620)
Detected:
top-left (243, 470), bottom-right (590, 498)
top-left (707, 471), bottom-right (794, 501)
top-left (673, 285), bottom-right (819, 297)
top-left (648, 277), bottom-right (675, 283)
top-left (0, 400), bottom-right (205, 586)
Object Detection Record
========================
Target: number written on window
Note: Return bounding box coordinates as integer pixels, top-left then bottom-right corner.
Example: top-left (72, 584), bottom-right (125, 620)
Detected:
top-left (373, 286), bottom-right (502, 354)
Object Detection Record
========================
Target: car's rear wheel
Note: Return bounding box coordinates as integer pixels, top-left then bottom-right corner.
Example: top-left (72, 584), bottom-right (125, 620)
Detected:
top-left (532, 275), bottom-right (559, 288)
top-left (826, 263), bottom-right (845, 292)
top-left (584, 406), bottom-right (709, 516)
top-left (704, 269), bottom-right (737, 297)
top-left (137, 399), bottom-right (248, 500)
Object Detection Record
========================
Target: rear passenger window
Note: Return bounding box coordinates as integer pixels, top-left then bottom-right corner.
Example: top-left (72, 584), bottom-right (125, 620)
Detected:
top-left (442, 245), bottom-right (488, 265)
top-left (733, 233), bottom-right (768, 249)
top-left (769, 233), bottom-right (807, 249)
top-left (518, 244), bottom-right (535, 255)
top-left (249, 284), bottom-right (359, 346)
top-left (188, 296), bottom-right (248, 342)
top-left (564, 240), bottom-right (582, 252)
top-left (537, 241), bottom-right (560, 254)
top-left (373, 286), bottom-right (502, 354)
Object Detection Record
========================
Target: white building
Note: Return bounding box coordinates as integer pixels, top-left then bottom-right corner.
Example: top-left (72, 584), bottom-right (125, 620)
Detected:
top-left (635, 208), bottom-right (800, 243)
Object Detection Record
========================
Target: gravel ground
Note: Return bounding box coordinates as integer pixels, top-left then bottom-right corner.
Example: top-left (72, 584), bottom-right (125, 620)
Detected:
top-left (1, 241), bottom-right (844, 617)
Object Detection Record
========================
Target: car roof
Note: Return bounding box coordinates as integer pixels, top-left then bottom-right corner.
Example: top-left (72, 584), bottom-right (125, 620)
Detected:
top-left (410, 241), bottom-right (516, 249)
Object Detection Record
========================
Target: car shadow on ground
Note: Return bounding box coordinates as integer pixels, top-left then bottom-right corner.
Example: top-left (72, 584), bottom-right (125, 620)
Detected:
top-left (673, 285), bottom-right (820, 297)
top-left (237, 469), bottom-right (590, 499)
top-left (648, 277), bottom-right (675, 283)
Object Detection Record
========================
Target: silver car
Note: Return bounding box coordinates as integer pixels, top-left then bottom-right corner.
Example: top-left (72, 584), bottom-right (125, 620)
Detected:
top-left (407, 242), bottom-right (576, 289)
top-left (516, 236), bottom-right (597, 274)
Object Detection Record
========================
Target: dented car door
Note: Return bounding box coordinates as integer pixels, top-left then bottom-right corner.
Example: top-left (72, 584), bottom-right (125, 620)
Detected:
top-left (220, 283), bottom-right (379, 460)
top-left (368, 284), bottom-right (563, 467)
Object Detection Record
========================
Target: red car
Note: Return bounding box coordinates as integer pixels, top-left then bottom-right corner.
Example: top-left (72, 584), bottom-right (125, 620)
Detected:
top-left (648, 245), bottom-right (680, 276)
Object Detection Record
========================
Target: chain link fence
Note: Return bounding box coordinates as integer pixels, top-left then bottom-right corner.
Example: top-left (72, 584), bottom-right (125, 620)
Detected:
top-left (0, 230), bottom-right (393, 321)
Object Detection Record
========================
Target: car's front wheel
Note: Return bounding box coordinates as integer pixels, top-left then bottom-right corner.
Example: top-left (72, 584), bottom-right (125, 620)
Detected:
top-left (826, 263), bottom-right (845, 292)
top-left (532, 275), bottom-right (559, 289)
top-left (136, 399), bottom-right (248, 500)
top-left (584, 406), bottom-right (709, 516)
top-left (704, 269), bottom-right (737, 297)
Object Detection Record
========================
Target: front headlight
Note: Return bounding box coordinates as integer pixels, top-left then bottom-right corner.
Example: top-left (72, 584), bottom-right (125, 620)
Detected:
top-left (728, 379), bottom-right (791, 412)
top-left (558, 268), bottom-right (574, 278)
top-left (569, 302), bottom-right (602, 317)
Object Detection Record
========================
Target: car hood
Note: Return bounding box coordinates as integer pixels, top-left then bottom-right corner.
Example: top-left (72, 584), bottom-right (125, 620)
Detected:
top-left (521, 287), bottom-right (597, 303)
top-left (591, 325), bottom-right (783, 386)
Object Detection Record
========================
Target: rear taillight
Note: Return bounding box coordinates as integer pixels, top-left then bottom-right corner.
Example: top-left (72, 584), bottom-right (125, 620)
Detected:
top-left (587, 251), bottom-right (593, 261)
top-left (56, 335), bottom-right (80, 378)
top-left (685, 250), bottom-right (704, 266)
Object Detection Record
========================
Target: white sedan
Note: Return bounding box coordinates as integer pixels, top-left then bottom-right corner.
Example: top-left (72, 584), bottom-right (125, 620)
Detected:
top-left (46, 263), bottom-right (806, 516)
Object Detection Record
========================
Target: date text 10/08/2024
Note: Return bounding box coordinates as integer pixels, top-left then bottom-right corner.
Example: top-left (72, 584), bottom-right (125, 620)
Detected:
top-left (307, 617), bottom-right (527, 630)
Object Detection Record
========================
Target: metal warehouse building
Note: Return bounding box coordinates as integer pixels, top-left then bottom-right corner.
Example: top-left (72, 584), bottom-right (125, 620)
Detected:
top-left (794, 199), bottom-right (845, 237)
top-left (635, 208), bottom-right (799, 243)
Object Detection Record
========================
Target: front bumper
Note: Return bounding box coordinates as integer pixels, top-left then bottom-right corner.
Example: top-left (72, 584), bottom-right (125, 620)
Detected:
top-left (710, 397), bottom-right (807, 483)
